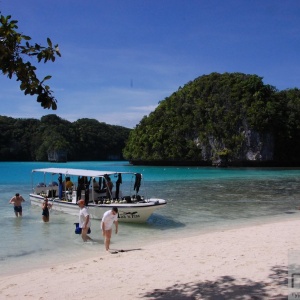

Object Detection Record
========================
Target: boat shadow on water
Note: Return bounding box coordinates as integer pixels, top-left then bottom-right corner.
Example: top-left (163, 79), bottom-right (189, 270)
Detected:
top-left (125, 214), bottom-right (185, 231)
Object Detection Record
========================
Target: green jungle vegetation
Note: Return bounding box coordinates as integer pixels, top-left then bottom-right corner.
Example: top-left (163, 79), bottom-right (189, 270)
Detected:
top-left (0, 114), bottom-right (130, 161)
top-left (123, 72), bottom-right (300, 166)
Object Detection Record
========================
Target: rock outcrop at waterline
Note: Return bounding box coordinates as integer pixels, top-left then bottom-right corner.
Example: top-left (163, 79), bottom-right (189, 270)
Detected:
top-left (197, 127), bottom-right (274, 167)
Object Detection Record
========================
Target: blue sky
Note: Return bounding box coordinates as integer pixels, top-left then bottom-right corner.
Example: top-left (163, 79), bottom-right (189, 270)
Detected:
top-left (1, 0), bottom-right (300, 128)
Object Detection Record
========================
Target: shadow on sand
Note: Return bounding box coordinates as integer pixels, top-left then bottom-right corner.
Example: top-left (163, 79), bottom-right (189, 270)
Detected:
top-left (141, 265), bottom-right (287, 299)
top-left (108, 248), bottom-right (142, 254)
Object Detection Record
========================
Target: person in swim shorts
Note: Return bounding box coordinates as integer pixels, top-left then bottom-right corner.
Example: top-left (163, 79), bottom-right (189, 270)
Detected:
top-left (9, 193), bottom-right (25, 217)
top-left (101, 207), bottom-right (118, 251)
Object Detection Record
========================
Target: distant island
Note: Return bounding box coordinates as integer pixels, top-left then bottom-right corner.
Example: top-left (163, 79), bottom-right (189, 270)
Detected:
top-left (124, 72), bottom-right (300, 167)
top-left (0, 114), bottom-right (130, 161)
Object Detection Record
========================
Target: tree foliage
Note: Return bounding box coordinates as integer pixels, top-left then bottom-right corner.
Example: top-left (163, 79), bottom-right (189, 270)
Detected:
top-left (0, 14), bottom-right (61, 109)
top-left (0, 114), bottom-right (131, 161)
top-left (123, 72), bottom-right (300, 165)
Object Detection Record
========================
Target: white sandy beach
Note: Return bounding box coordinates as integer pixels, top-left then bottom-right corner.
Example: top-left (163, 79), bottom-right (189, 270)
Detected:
top-left (0, 218), bottom-right (299, 299)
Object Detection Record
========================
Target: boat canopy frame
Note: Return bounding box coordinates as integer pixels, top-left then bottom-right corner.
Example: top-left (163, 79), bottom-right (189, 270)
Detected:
top-left (31, 168), bottom-right (145, 203)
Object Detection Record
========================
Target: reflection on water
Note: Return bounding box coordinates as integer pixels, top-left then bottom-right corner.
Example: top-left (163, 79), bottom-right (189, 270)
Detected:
top-left (12, 217), bottom-right (23, 233)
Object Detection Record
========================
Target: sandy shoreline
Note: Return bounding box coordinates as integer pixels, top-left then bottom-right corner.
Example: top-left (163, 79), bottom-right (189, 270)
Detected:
top-left (1, 218), bottom-right (299, 299)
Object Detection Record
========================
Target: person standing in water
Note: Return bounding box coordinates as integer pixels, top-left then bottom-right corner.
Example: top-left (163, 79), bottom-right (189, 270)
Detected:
top-left (101, 207), bottom-right (118, 251)
top-left (42, 198), bottom-right (52, 222)
top-left (77, 199), bottom-right (92, 242)
top-left (9, 193), bottom-right (25, 217)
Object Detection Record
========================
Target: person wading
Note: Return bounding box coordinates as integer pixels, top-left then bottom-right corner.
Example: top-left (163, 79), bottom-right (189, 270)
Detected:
top-left (9, 193), bottom-right (25, 217)
top-left (101, 207), bottom-right (118, 251)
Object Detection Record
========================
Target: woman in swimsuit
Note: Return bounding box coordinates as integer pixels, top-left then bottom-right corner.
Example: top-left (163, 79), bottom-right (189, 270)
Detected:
top-left (42, 198), bottom-right (52, 222)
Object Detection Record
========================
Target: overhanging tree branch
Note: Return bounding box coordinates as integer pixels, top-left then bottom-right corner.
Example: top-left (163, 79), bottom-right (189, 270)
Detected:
top-left (0, 14), bottom-right (61, 109)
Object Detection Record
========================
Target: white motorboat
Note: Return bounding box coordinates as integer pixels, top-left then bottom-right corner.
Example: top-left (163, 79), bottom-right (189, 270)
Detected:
top-left (29, 167), bottom-right (167, 223)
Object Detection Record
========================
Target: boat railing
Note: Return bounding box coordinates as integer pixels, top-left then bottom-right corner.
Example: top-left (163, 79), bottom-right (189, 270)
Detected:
top-left (93, 194), bottom-right (145, 204)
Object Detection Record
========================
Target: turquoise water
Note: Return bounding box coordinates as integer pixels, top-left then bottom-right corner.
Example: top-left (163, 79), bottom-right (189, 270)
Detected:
top-left (1, 161), bottom-right (300, 276)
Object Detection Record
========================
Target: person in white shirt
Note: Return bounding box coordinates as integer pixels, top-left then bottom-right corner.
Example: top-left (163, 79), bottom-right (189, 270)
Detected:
top-left (77, 199), bottom-right (92, 242)
top-left (101, 207), bottom-right (118, 251)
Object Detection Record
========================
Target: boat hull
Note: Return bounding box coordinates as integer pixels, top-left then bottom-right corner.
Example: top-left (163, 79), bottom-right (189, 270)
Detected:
top-left (30, 194), bottom-right (166, 223)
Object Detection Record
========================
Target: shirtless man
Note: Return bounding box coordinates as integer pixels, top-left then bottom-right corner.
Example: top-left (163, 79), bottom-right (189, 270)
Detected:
top-left (9, 193), bottom-right (25, 217)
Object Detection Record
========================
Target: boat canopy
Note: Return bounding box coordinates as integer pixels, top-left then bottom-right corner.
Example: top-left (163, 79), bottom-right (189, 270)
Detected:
top-left (32, 168), bottom-right (121, 178)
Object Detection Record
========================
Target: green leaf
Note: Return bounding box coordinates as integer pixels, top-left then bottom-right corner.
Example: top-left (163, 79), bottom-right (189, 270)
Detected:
top-left (22, 35), bottom-right (31, 41)
top-left (43, 75), bottom-right (52, 81)
top-left (47, 38), bottom-right (52, 47)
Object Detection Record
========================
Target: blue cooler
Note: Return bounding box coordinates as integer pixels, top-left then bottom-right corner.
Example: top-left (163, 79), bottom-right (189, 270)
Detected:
top-left (74, 223), bottom-right (91, 234)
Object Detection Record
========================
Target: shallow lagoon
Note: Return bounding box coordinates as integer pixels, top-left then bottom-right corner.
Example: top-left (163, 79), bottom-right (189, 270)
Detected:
top-left (1, 161), bottom-right (300, 276)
